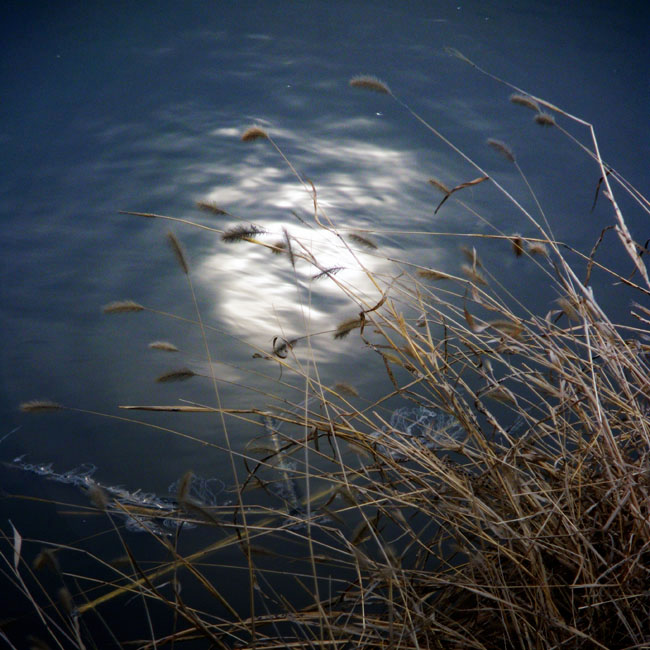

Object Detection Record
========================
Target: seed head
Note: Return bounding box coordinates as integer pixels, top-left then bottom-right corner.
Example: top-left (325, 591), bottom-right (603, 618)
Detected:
top-left (349, 75), bottom-right (390, 94)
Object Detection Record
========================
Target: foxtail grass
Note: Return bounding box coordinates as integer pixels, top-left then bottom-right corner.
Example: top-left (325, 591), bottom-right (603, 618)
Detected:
top-left (6, 54), bottom-right (650, 650)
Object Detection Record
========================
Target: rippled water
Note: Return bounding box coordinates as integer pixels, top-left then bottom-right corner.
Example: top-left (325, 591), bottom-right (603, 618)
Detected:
top-left (1, 0), bottom-right (648, 641)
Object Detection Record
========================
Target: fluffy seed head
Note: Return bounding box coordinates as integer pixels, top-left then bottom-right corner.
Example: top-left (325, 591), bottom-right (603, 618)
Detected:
top-left (167, 231), bottom-right (189, 275)
top-left (87, 480), bottom-right (109, 510)
top-left (20, 400), bottom-right (63, 413)
top-left (222, 224), bottom-right (265, 243)
top-left (461, 264), bottom-right (488, 286)
top-left (535, 112), bottom-right (556, 127)
top-left (417, 269), bottom-right (452, 280)
top-left (349, 75), bottom-right (390, 94)
top-left (57, 587), bottom-right (75, 616)
top-left (33, 549), bottom-right (60, 573)
top-left (487, 138), bottom-right (515, 163)
top-left (334, 317), bottom-right (363, 340)
top-left (511, 235), bottom-right (524, 258)
top-left (156, 368), bottom-right (197, 383)
top-left (148, 341), bottom-right (179, 352)
top-left (527, 241), bottom-right (549, 257)
top-left (241, 126), bottom-right (268, 142)
top-left (334, 382), bottom-right (359, 398)
top-left (348, 232), bottom-right (378, 250)
top-left (102, 300), bottom-right (145, 314)
top-left (177, 470), bottom-right (194, 503)
top-left (196, 201), bottom-right (228, 216)
top-left (509, 94), bottom-right (540, 112)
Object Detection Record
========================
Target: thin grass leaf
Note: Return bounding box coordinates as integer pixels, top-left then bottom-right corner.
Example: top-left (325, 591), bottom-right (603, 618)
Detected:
top-left (283, 227), bottom-right (296, 270)
top-left (428, 177), bottom-right (451, 195)
top-left (10, 522), bottom-right (21, 571)
top-left (435, 175), bottom-right (489, 214)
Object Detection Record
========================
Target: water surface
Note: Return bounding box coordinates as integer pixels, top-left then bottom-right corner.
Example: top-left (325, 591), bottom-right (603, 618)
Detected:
top-left (1, 0), bottom-right (648, 643)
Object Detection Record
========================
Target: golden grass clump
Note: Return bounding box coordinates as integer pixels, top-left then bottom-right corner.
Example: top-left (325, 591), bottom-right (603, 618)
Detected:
top-left (7, 63), bottom-right (650, 650)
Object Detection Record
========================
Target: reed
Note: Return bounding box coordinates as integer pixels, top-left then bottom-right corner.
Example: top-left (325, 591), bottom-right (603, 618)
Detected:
top-left (5, 53), bottom-right (650, 650)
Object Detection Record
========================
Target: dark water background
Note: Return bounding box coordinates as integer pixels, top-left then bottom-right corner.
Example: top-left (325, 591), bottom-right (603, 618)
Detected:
top-left (1, 0), bottom-right (649, 644)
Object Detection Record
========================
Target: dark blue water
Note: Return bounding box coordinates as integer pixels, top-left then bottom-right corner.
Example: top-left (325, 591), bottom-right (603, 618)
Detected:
top-left (1, 0), bottom-right (648, 644)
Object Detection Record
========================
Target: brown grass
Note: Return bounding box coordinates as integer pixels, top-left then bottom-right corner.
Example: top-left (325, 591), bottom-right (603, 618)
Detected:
top-left (6, 58), bottom-right (650, 650)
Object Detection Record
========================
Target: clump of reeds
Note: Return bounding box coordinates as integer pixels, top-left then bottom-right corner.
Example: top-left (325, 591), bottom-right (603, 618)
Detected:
top-left (6, 56), bottom-right (650, 650)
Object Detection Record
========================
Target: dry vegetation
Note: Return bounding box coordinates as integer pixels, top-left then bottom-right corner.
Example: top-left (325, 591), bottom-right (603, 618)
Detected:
top-left (3, 50), bottom-right (650, 649)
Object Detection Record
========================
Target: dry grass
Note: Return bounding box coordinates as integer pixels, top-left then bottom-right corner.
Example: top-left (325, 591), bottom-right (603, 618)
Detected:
top-left (4, 52), bottom-right (650, 650)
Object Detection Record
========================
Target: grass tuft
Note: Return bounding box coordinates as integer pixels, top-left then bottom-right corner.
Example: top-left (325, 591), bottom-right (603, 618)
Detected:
top-left (8, 61), bottom-right (650, 650)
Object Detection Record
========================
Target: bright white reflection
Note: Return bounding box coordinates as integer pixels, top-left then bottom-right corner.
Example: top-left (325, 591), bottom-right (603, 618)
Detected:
top-left (192, 123), bottom-right (459, 362)
top-left (197, 219), bottom-right (393, 363)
